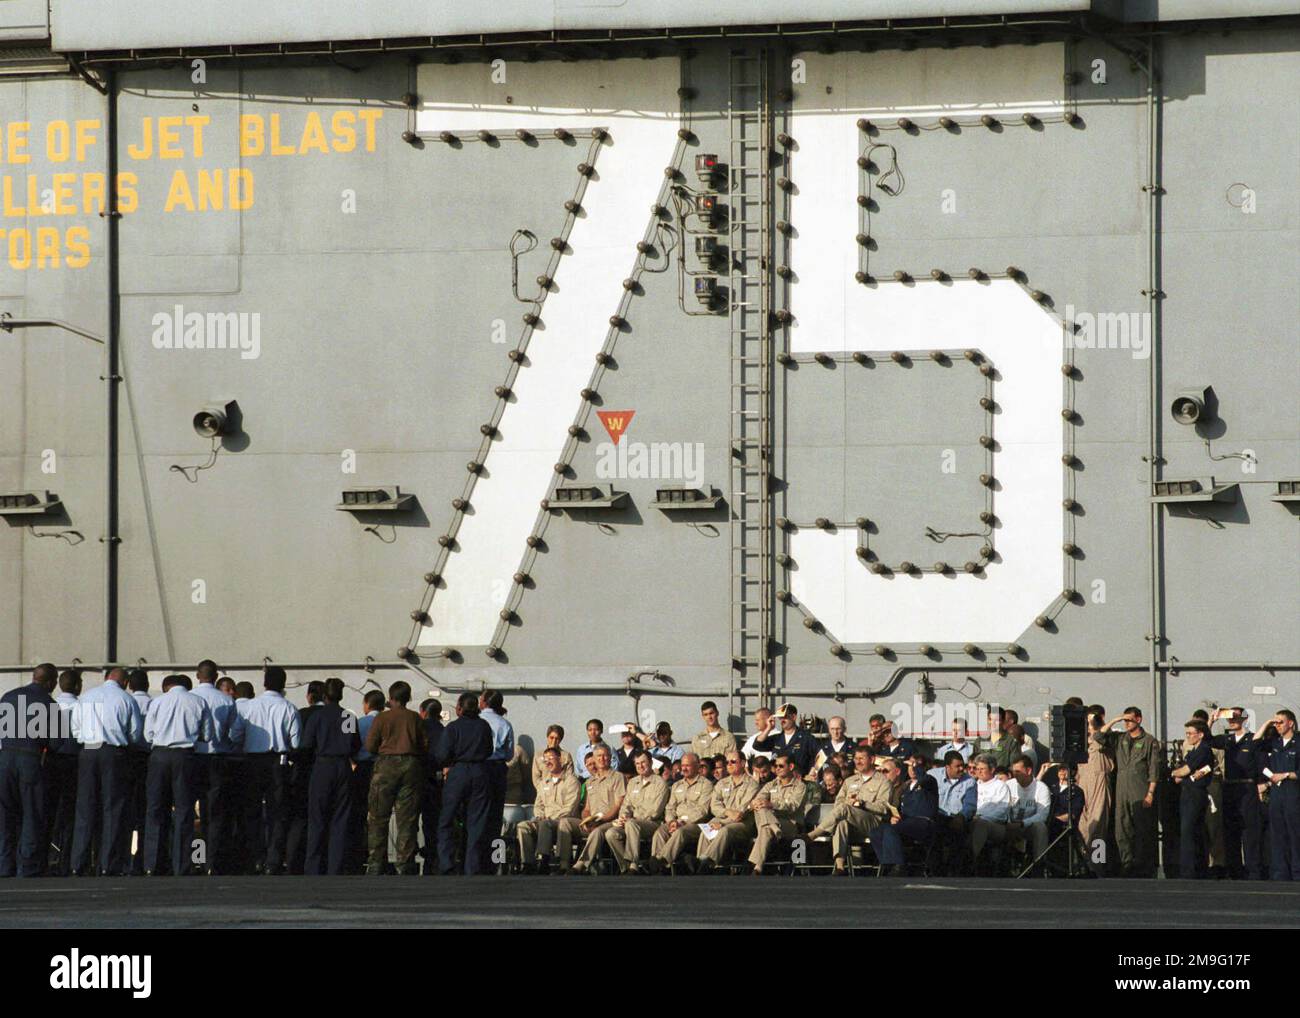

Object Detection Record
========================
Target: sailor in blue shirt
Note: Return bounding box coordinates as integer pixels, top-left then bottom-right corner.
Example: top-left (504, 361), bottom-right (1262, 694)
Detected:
top-left (419, 697), bottom-right (445, 875)
top-left (479, 690), bottom-right (515, 851)
top-left (47, 669), bottom-right (84, 876)
top-left (1210, 706), bottom-right (1263, 880)
top-left (239, 666), bottom-right (301, 874)
top-left (143, 675), bottom-right (215, 875)
top-left (1171, 718), bottom-right (1215, 879)
top-left (928, 750), bottom-right (977, 872)
top-left (301, 678), bottom-right (360, 875)
top-left (1256, 709), bottom-right (1300, 880)
top-left (0, 663), bottom-right (59, 877)
top-left (70, 667), bottom-right (145, 876)
top-left (190, 660), bottom-right (245, 875)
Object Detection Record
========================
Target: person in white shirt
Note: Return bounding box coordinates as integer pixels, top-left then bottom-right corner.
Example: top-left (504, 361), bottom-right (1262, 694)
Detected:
top-left (935, 718), bottom-right (974, 763)
top-left (741, 707), bottom-right (775, 759)
top-left (1008, 754), bottom-right (1052, 861)
top-left (970, 754), bottom-right (1014, 866)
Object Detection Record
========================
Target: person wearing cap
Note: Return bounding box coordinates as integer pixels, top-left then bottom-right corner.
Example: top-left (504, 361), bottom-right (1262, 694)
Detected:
top-left (614, 722), bottom-right (644, 776)
top-left (752, 705), bottom-right (816, 777)
top-left (571, 744), bottom-right (625, 874)
top-left (1096, 707), bottom-right (1162, 877)
top-left (747, 750), bottom-right (819, 875)
top-left (806, 745), bottom-right (890, 874)
top-left (1210, 706), bottom-right (1263, 879)
top-left (695, 748), bottom-right (759, 873)
top-left (606, 749), bottom-right (668, 873)
top-left (690, 701), bottom-right (736, 760)
top-left (649, 751), bottom-right (713, 872)
top-left (517, 746), bottom-right (582, 873)
top-left (648, 722), bottom-right (683, 766)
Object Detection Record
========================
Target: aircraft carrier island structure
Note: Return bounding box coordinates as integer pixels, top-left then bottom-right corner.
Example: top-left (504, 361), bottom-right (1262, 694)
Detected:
top-left (0, 0), bottom-right (1296, 754)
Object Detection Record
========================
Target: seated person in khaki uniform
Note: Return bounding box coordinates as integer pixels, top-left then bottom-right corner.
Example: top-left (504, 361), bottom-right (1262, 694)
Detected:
top-left (649, 753), bottom-right (714, 872)
top-left (517, 746), bottom-right (582, 873)
top-left (571, 745), bottom-right (626, 874)
top-left (605, 749), bottom-right (669, 872)
top-left (696, 749), bottom-right (759, 872)
top-left (806, 745), bottom-right (893, 873)
top-left (748, 750), bottom-right (821, 875)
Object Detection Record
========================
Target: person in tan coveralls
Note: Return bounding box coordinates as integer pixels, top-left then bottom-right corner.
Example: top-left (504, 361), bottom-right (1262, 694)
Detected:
top-left (696, 749), bottom-right (759, 872)
top-left (805, 745), bottom-right (892, 873)
top-left (606, 750), bottom-right (668, 872)
top-left (516, 746), bottom-right (581, 873)
top-left (649, 753), bottom-right (714, 872)
top-left (1076, 707), bottom-right (1115, 875)
top-left (748, 750), bottom-right (821, 875)
top-left (571, 745), bottom-right (626, 874)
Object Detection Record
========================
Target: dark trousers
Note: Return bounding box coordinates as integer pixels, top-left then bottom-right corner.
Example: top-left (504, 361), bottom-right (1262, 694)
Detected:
top-left (438, 762), bottom-right (492, 875)
top-left (0, 750), bottom-right (46, 877)
top-left (144, 747), bottom-right (197, 875)
top-left (872, 816), bottom-right (934, 867)
top-left (192, 754), bottom-right (230, 874)
top-left (285, 755), bottom-right (313, 875)
top-left (1269, 782), bottom-right (1300, 881)
top-left (245, 753), bottom-right (290, 873)
top-left (1223, 782), bottom-right (1263, 879)
top-left (347, 759), bottom-right (374, 873)
top-left (1179, 782), bottom-right (1208, 879)
top-left (306, 757), bottom-right (352, 875)
top-left (70, 745), bottom-right (130, 876)
top-left (44, 752), bottom-right (79, 876)
top-left (126, 748), bottom-right (150, 874)
top-left (222, 756), bottom-right (251, 873)
top-left (420, 767), bottom-right (441, 874)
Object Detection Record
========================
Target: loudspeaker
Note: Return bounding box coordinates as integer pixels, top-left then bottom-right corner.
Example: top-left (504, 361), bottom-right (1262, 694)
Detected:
top-left (1049, 705), bottom-right (1089, 766)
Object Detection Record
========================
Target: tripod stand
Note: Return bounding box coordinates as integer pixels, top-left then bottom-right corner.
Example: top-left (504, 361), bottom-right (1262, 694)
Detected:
top-left (1016, 764), bottom-right (1090, 879)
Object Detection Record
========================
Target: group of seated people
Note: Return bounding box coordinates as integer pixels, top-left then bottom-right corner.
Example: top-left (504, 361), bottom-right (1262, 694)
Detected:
top-left (515, 702), bottom-right (1079, 876)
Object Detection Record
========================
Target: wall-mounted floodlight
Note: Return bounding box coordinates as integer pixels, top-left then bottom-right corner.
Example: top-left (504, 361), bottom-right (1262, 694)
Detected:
top-left (650, 486), bottom-right (723, 511)
top-left (1150, 477), bottom-right (1239, 504)
top-left (548, 483), bottom-right (627, 511)
top-left (0, 490), bottom-right (62, 516)
top-left (336, 486), bottom-right (416, 512)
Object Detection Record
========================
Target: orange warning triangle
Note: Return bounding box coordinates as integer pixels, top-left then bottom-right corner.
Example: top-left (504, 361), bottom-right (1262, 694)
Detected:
top-left (597, 410), bottom-right (635, 445)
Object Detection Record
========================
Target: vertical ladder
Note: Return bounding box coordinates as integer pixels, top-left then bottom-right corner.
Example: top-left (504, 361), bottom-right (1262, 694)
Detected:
top-left (727, 49), bottom-right (773, 703)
